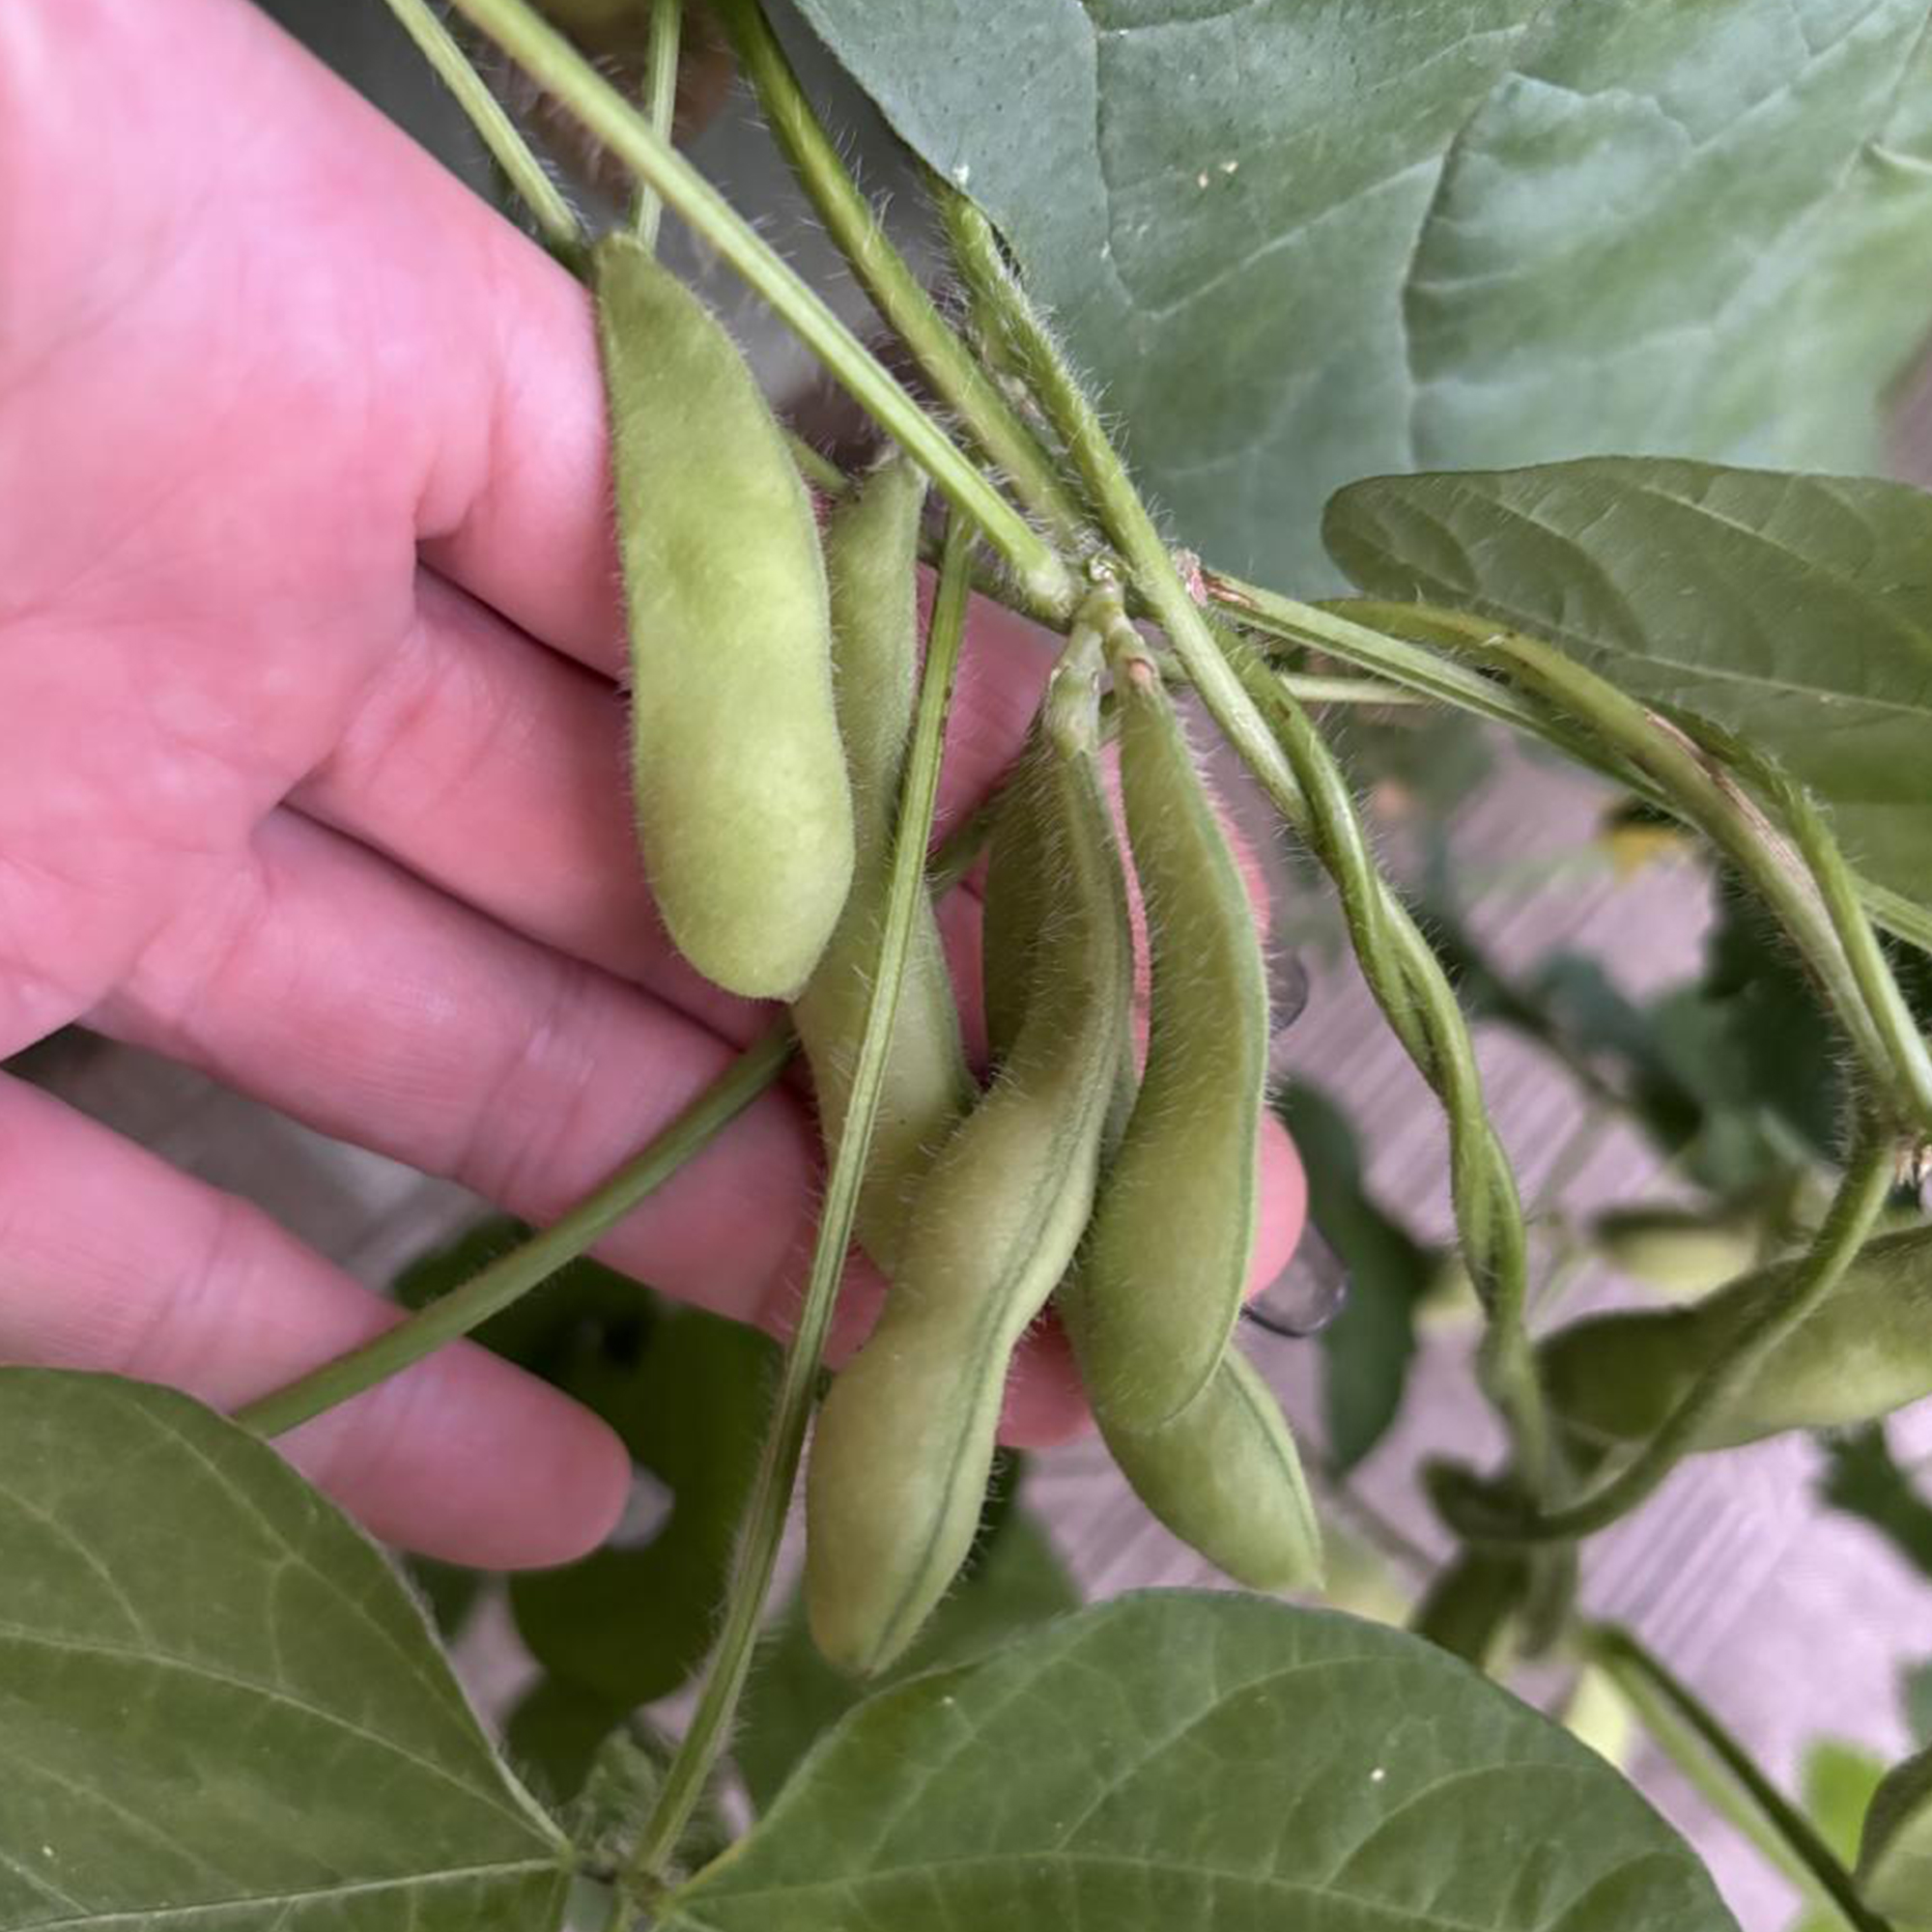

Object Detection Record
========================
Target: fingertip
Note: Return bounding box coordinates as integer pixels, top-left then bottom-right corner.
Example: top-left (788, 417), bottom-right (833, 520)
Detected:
top-left (998, 1313), bottom-right (1094, 1449)
top-left (285, 1344), bottom-right (633, 1571)
top-left (1251, 1109), bottom-right (1308, 1297)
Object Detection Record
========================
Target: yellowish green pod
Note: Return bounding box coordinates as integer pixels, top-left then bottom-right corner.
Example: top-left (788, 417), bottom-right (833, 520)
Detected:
top-left (1590, 1205), bottom-right (1764, 1302)
top-left (805, 634), bottom-right (1132, 1675)
top-left (595, 233), bottom-right (853, 999)
top-left (1073, 630), bottom-right (1269, 1430)
top-left (1082, 1332), bottom-right (1321, 1593)
top-left (790, 457), bottom-right (972, 1273)
top-left (1543, 1224), bottom-right (1932, 1451)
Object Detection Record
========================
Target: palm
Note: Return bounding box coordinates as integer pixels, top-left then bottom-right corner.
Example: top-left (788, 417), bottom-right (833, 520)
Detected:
top-left (0, 0), bottom-right (1303, 1570)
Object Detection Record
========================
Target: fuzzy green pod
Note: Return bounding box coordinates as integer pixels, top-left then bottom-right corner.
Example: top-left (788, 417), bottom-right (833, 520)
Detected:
top-left (790, 458), bottom-right (972, 1273)
top-left (1590, 1205), bottom-right (1764, 1302)
top-left (1083, 1333), bottom-right (1321, 1593)
top-left (595, 233), bottom-right (853, 999)
top-left (805, 637), bottom-right (1132, 1675)
top-left (1543, 1224), bottom-right (1932, 1452)
top-left (1073, 631), bottom-right (1269, 1430)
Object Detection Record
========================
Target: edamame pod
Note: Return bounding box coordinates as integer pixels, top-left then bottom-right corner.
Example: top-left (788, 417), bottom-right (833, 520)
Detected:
top-left (1081, 1332), bottom-right (1322, 1593)
top-left (806, 632), bottom-right (1133, 1675)
top-left (596, 233), bottom-right (853, 999)
top-left (1543, 1223), bottom-right (1932, 1451)
top-left (790, 458), bottom-right (972, 1273)
top-left (1074, 628), bottom-right (1269, 1429)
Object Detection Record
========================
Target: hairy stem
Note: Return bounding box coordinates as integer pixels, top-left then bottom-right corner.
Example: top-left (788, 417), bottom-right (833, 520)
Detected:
top-left (1586, 1626), bottom-right (1896, 1932)
top-left (236, 1028), bottom-right (793, 1436)
top-left (1217, 579), bottom-right (1932, 960)
top-left (629, 0), bottom-right (682, 248)
top-left (717, 0), bottom-right (1089, 544)
top-left (381, 0), bottom-right (583, 260)
top-left (625, 511), bottom-right (978, 1892)
top-left (447, 0), bottom-right (1076, 618)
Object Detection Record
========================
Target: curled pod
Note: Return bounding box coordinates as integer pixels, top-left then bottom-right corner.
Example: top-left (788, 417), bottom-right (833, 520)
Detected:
top-left (806, 631), bottom-right (1133, 1675)
top-left (790, 457), bottom-right (973, 1274)
top-left (1542, 1223), bottom-right (1932, 1452)
top-left (1071, 627), bottom-right (1270, 1430)
top-left (596, 233), bottom-right (854, 999)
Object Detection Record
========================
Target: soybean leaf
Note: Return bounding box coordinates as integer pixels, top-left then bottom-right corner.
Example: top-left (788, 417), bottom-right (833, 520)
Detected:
top-left (661, 1593), bottom-right (1737, 1932)
top-left (796, 1), bottom-right (1932, 587)
top-left (1324, 460), bottom-right (1932, 912)
top-left (1861, 1743), bottom-right (1932, 1927)
top-left (1273, 1082), bottom-right (1435, 1470)
top-left (510, 1298), bottom-right (777, 1714)
top-left (1818, 1425), bottom-right (1932, 1583)
top-left (0, 1369), bottom-right (569, 1931)
top-left (734, 1467), bottom-right (1076, 1812)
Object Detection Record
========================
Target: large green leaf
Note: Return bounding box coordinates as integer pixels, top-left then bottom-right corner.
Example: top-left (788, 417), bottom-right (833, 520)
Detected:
top-left (1325, 459), bottom-right (1932, 912)
top-left (661, 1592), bottom-right (1736, 1931)
top-left (0, 1370), bottom-right (569, 1930)
top-left (1861, 1742), bottom-right (1932, 1926)
top-left (795, 0), bottom-right (1932, 586)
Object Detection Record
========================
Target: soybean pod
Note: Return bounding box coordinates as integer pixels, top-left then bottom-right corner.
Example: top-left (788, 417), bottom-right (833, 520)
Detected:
top-left (1072, 622), bottom-right (1270, 1430)
top-left (790, 457), bottom-right (973, 1274)
top-left (1075, 1321), bottom-right (1323, 1592)
top-left (805, 618), bottom-right (1133, 1675)
top-left (1543, 1223), bottom-right (1932, 1452)
top-left (595, 233), bottom-right (853, 998)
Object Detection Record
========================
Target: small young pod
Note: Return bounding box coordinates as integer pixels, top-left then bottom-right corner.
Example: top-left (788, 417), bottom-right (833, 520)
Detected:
top-left (1542, 1224), bottom-right (1932, 1452)
top-left (1072, 627), bottom-right (1270, 1430)
top-left (595, 233), bottom-right (854, 999)
top-left (790, 458), bottom-right (973, 1273)
top-left (806, 630), bottom-right (1133, 1675)
top-left (1087, 1340), bottom-right (1322, 1593)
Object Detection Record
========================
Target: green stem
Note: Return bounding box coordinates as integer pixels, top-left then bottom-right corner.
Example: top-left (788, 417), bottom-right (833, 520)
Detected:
top-left (1446, 629), bottom-right (1905, 1124)
top-left (1449, 1120), bottom-right (1896, 1544)
top-left (1213, 578), bottom-right (1932, 961)
top-left (717, 0), bottom-right (1089, 545)
top-left (1586, 1625), bottom-right (1896, 1932)
top-left (447, 0), bottom-right (1076, 619)
top-left (624, 509), bottom-right (978, 1890)
top-left (236, 1027), bottom-right (793, 1436)
top-left (1688, 721), bottom-right (1932, 1136)
top-left (1276, 672), bottom-right (1431, 707)
top-left (380, 0), bottom-right (583, 262)
top-left (629, 0), bottom-right (682, 249)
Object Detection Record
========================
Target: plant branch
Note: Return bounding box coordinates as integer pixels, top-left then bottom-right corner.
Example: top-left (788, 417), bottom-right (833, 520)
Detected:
top-left (1586, 1625), bottom-right (1896, 1932)
top-left (629, 0), bottom-right (682, 248)
top-left (1438, 628), bottom-right (1921, 1135)
top-left (1441, 1119), bottom-right (1898, 1544)
top-left (1687, 720), bottom-right (1932, 1135)
top-left (624, 509), bottom-right (978, 1893)
top-left (1213, 579), bottom-right (1932, 961)
top-left (381, 0), bottom-right (584, 261)
top-left (447, 0), bottom-right (1076, 619)
top-left (235, 1026), bottom-right (794, 1436)
top-left (716, 0), bottom-right (1090, 545)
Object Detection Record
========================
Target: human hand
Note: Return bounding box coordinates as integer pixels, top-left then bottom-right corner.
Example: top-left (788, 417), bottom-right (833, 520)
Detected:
top-left (0, 0), bottom-right (1304, 1570)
